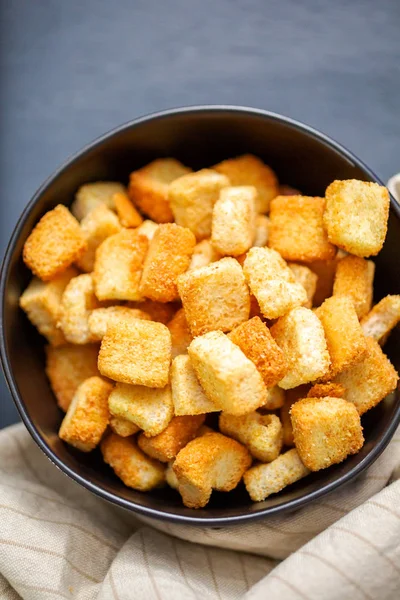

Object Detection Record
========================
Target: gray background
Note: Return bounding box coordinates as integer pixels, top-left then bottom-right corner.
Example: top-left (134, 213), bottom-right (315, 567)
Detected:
top-left (1, 0), bottom-right (399, 427)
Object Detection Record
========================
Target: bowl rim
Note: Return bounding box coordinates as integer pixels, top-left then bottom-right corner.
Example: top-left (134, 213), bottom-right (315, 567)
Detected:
top-left (1, 104), bottom-right (400, 526)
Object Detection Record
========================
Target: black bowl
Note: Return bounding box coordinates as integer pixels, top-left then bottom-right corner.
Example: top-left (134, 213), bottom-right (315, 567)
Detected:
top-left (1, 106), bottom-right (399, 526)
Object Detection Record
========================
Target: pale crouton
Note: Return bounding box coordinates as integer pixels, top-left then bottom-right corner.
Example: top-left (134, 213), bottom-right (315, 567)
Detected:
top-left (139, 223), bottom-right (196, 302)
top-left (109, 416), bottom-right (140, 437)
top-left (127, 299), bottom-right (178, 325)
top-left (178, 258), bottom-right (250, 336)
top-left (324, 180), bottom-right (390, 257)
top-left (243, 247), bottom-right (307, 319)
top-left (88, 306), bottom-right (151, 341)
top-left (219, 412), bottom-right (283, 462)
top-left (101, 433), bottom-right (165, 491)
top-left (138, 415), bottom-right (205, 462)
top-left (361, 295), bottom-right (400, 344)
top-left (58, 274), bottom-right (101, 344)
top-left (136, 220), bottom-right (159, 241)
top-left (173, 432), bottom-right (251, 508)
top-left (211, 186), bottom-right (256, 256)
top-left (167, 309), bottom-right (192, 358)
top-left (189, 239), bottom-right (221, 270)
top-left (308, 258), bottom-right (338, 307)
top-left (288, 264), bottom-right (318, 308)
top-left (166, 461), bottom-right (179, 489)
top-left (113, 191), bottom-right (143, 228)
top-left (71, 182), bottom-right (126, 221)
top-left (260, 386), bottom-right (285, 411)
top-left (188, 331), bottom-right (268, 415)
top-left (170, 355), bottom-right (219, 416)
top-left (76, 204), bottom-right (121, 272)
top-left (271, 307), bottom-right (330, 389)
top-left (244, 448), bottom-right (310, 501)
top-left (98, 320), bottom-right (171, 387)
top-left (333, 255), bottom-right (375, 318)
top-left (169, 169), bottom-right (230, 239)
top-left (307, 382), bottom-right (346, 398)
top-left (23, 205), bottom-right (86, 281)
top-left (290, 397), bottom-right (364, 471)
top-left (59, 376), bottom-right (113, 451)
top-left (279, 385), bottom-right (310, 447)
top-left (253, 215), bottom-right (270, 247)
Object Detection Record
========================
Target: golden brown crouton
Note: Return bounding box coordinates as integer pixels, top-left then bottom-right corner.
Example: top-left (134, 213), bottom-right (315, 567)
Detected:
top-left (88, 306), bottom-right (151, 341)
top-left (101, 433), bottom-right (165, 491)
top-left (288, 263), bottom-right (318, 309)
top-left (253, 215), bottom-right (270, 247)
top-left (214, 154), bottom-right (279, 213)
top-left (113, 191), bottom-right (143, 228)
top-left (169, 169), bottom-right (230, 239)
top-left (324, 180), bottom-right (390, 257)
top-left (167, 308), bottom-right (192, 358)
top-left (279, 385), bottom-right (310, 447)
top-left (361, 295), bottom-right (400, 344)
top-left (291, 397), bottom-right (364, 471)
top-left (59, 376), bottom-right (113, 451)
top-left (109, 416), bottom-right (140, 437)
top-left (98, 320), bottom-right (171, 387)
top-left (333, 255), bottom-right (375, 318)
top-left (173, 432), bottom-right (252, 508)
top-left (139, 223), bottom-right (196, 302)
top-left (211, 186), bottom-right (256, 256)
top-left (170, 355), bottom-right (219, 416)
top-left (58, 274), bottom-right (102, 344)
top-left (219, 412), bottom-right (283, 462)
top-left (308, 258), bottom-right (338, 307)
top-left (189, 239), bottom-right (221, 270)
top-left (23, 205), bottom-right (86, 281)
top-left (93, 229), bottom-right (148, 301)
top-left (188, 331), bottom-right (268, 415)
top-left (76, 204), bottom-right (121, 272)
top-left (127, 299), bottom-right (178, 325)
top-left (137, 415), bottom-right (205, 462)
top-left (307, 382), bottom-right (346, 398)
top-left (71, 182), bottom-right (126, 221)
top-left (136, 220), bottom-right (159, 241)
top-left (178, 257), bottom-right (250, 336)
top-left (244, 448), bottom-right (309, 501)
top-left (19, 267), bottom-right (78, 346)
top-left (271, 307), bottom-right (330, 389)
top-left (243, 247), bottom-right (307, 319)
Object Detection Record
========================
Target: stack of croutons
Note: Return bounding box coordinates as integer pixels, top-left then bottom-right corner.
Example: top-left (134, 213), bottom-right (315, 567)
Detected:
top-left (20, 155), bottom-right (399, 508)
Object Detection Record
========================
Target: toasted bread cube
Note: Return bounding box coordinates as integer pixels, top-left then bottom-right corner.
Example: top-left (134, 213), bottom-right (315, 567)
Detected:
top-left (93, 229), bottom-right (148, 301)
top-left (189, 239), bottom-right (221, 270)
top-left (88, 306), bottom-right (151, 341)
top-left (259, 386), bottom-right (285, 411)
top-left (136, 220), bottom-right (159, 241)
top-left (166, 461), bottom-right (179, 489)
top-left (59, 376), bottom-right (113, 451)
top-left (127, 299), bottom-right (178, 325)
top-left (71, 182), bottom-right (126, 221)
top-left (333, 255), bottom-right (375, 318)
top-left (109, 416), bottom-right (140, 437)
top-left (113, 191), bottom-right (143, 228)
top-left (139, 224), bottom-right (196, 302)
top-left (173, 432), bottom-right (251, 508)
top-left (170, 355), bottom-right (219, 416)
top-left (243, 247), bottom-right (307, 319)
top-left (76, 204), bottom-right (121, 272)
top-left (101, 433), bottom-right (165, 491)
top-left (188, 331), bottom-right (267, 415)
top-left (291, 397), bottom-right (364, 471)
top-left (361, 295), bottom-right (400, 344)
top-left (214, 154), bottom-right (279, 213)
top-left (219, 412), bottom-right (283, 462)
top-left (288, 264), bottom-right (318, 309)
top-left (138, 415), bottom-right (205, 462)
top-left (211, 186), bottom-right (256, 256)
top-left (334, 337), bottom-right (398, 415)
top-left (244, 448), bottom-right (310, 501)
top-left (308, 258), bottom-right (338, 307)
top-left (279, 385), bottom-right (309, 447)
top-left (271, 307), bottom-right (330, 389)
top-left (98, 320), bottom-right (171, 387)
top-left (23, 205), bottom-right (86, 281)
top-left (308, 382), bottom-right (346, 398)
top-left (19, 267), bottom-right (78, 346)
top-left (58, 274), bottom-right (102, 344)
top-left (178, 258), bottom-right (250, 336)
top-left (253, 214), bottom-right (270, 247)
top-left (324, 180), bottom-right (390, 257)
top-left (227, 317), bottom-right (287, 388)
top-left (167, 309), bottom-right (192, 358)
top-left (108, 382), bottom-right (173, 436)
top-left (169, 169), bottom-right (230, 239)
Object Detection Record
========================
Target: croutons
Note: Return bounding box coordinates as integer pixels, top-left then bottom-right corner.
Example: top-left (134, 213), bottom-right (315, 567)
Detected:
top-left (139, 224), bottom-right (196, 302)
top-left (58, 274), bottom-right (101, 344)
top-left (113, 191), bottom-right (143, 228)
top-left (93, 229), bottom-right (148, 301)
top-left (219, 412), bottom-right (283, 462)
top-left (178, 257), bottom-right (250, 336)
top-left (165, 461), bottom-right (179, 489)
top-left (138, 415), bottom-right (205, 462)
top-left (324, 180), bottom-right (390, 257)
top-left (243, 247), bottom-right (307, 319)
top-left (88, 306), bottom-right (151, 341)
top-left (169, 169), bottom-right (230, 239)
top-left (109, 416), bottom-right (140, 437)
top-left (333, 255), bottom-right (375, 318)
top-left (211, 186), bottom-right (256, 256)
top-left (23, 205), bottom-right (86, 281)
top-left (127, 299), bottom-right (178, 325)
top-left (261, 386), bottom-right (285, 411)
top-left (59, 376), bottom-right (113, 451)
top-left (244, 449), bottom-right (310, 502)
top-left (71, 182), bottom-right (126, 221)
top-left (136, 220), bottom-right (159, 241)
top-left (307, 382), bottom-right (346, 398)
top-left (173, 432), bottom-right (252, 508)
top-left (167, 308), bottom-right (192, 358)
top-left (290, 397), bottom-right (364, 471)
top-left (19, 267), bottom-right (78, 346)
top-left (108, 383), bottom-right (173, 436)
top-left (308, 258), bottom-right (338, 307)
top-left (288, 264), bottom-right (318, 309)
top-left (188, 331), bottom-right (268, 415)
top-left (98, 320), bottom-right (171, 387)
top-left (170, 355), bottom-right (219, 416)
top-left (189, 239), bottom-right (221, 270)
top-left (101, 433), bottom-right (165, 491)
top-left (271, 307), bottom-right (330, 388)
top-left (253, 215), bottom-right (270, 247)
top-left (279, 385), bottom-right (309, 447)
top-left (361, 295), bottom-right (400, 344)
top-left (76, 204), bottom-right (121, 272)
top-left (269, 196), bottom-right (336, 262)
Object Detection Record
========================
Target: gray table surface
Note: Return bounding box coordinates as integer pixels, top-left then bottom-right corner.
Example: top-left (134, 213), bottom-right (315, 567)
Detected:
top-left (1, 0), bottom-right (399, 428)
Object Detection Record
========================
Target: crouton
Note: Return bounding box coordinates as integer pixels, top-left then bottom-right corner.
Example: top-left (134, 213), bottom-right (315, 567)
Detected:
top-left (170, 355), bottom-right (219, 416)
top-left (88, 306), bottom-right (151, 341)
top-left (259, 386), bottom-right (285, 411)
top-left (189, 239), bottom-right (221, 270)
top-left (136, 220), bottom-right (159, 241)
top-left (178, 258), bottom-right (250, 336)
top-left (308, 258), bottom-right (338, 307)
top-left (113, 191), bottom-right (143, 228)
top-left (227, 317), bottom-right (287, 388)
top-left (76, 204), bottom-right (121, 272)
top-left (127, 299), bottom-right (178, 325)
top-left (361, 295), bottom-right (400, 344)
top-left (19, 267), bottom-right (78, 346)
top-left (219, 412), bottom-right (283, 462)
top-left (279, 385), bottom-right (309, 447)
top-left (333, 255), bottom-right (375, 318)
top-left (101, 433), bottom-right (165, 491)
top-left (59, 376), bottom-right (113, 451)
top-left (244, 448), bottom-right (309, 501)
top-left (173, 432), bottom-right (251, 508)
top-left (308, 382), bottom-right (346, 398)
top-left (253, 215), bottom-right (270, 247)
top-left (166, 461), bottom-right (179, 489)
top-left (71, 182), bottom-right (126, 221)
top-left (169, 169), bottom-right (230, 239)
top-left (211, 186), bottom-right (256, 256)
top-left (291, 397), bottom-right (364, 471)
top-left (324, 180), bottom-right (390, 257)
top-left (139, 223), bottom-right (196, 302)
top-left (288, 264), bottom-right (318, 308)
top-left (23, 205), bottom-right (86, 281)
top-left (271, 307), bottom-right (330, 389)
top-left (109, 416), bottom-right (140, 437)
top-left (108, 383), bottom-right (173, 436)
top-left (98, 320), bottom-right (171, 387)
top-left (213, 154), bottom-right (279, 213)
top-left (167, 309), bottom-right (192, 358)
top-left (138, 415), bottom-right (205, 462)
top-left (58, 274), bottom-right (102, 344)
top-left (243, 247), bottom-right (307, 319)
top-left (93, 229), bottom-right (148, 301)
top-left (188, 331), bottom-right (268, 415)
